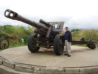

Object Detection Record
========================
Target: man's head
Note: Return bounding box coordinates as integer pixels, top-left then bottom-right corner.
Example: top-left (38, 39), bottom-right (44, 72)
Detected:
top-left (65, 27), bottom-right (68, 31)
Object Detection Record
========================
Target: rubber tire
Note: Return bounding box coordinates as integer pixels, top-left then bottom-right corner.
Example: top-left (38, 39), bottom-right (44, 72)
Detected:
top-left (0, 38), bottom-right (9, 49)
top-left (87, 43), bottom-right (96, 49)
top-left (28, 34), bottom-right (40, 53)
top-left (54, 34), bottom-right (64, 55)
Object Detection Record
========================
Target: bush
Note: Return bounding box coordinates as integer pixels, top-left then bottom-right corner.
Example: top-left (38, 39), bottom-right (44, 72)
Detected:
top-left (82, 30), bottom-right (98, 41)
top-left (0, 25), bottom-right (34, 48)
top-left (22, 35), bottom-right (29, 45)
top-left (71, 29), bottom-right (81, 32)
top-left (72, 30), bottom-right (98, 41)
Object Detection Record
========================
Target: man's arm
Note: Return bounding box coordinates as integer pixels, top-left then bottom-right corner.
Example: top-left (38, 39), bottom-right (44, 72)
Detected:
top-left (60, 32), bottom-right (65, 39)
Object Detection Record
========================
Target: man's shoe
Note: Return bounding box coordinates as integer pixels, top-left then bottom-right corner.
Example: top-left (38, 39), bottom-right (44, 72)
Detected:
top-left (64, 54), bottom-right (68, 55)
top-left (68, 55), bottom-right (71, 57)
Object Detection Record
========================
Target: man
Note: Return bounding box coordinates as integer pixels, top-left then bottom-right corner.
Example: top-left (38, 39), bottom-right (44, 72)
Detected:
top-left (63, 27), bottom-right (72, 57)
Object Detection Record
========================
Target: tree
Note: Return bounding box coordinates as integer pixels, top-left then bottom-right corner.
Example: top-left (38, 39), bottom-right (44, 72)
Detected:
top-left (71, 29), bottom-right (81, 32)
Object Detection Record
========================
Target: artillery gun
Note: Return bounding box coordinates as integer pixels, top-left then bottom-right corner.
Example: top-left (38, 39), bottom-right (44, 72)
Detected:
top-left (0, 38), bottom-right (9, 49)
top-left (4, 9), bottom-right (97, 55)
top-left (4, 9), bottom-right (64, 55)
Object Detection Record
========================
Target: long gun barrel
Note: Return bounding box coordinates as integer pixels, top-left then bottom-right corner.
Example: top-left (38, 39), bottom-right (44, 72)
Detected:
top-left (40, 19), bottom-right (51, 27)
top-left (4, 9), bottom-right (48, 30)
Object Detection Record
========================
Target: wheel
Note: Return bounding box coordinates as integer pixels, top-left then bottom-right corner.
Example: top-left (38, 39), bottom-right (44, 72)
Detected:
top-left (86, 43), bottom-right (96, 49)
top-left (0, 38), bottom-right (9, 49)
top-left (54, 34), bottom-right (64, 55)
top-left (28, 34), bottom-right (40, 53)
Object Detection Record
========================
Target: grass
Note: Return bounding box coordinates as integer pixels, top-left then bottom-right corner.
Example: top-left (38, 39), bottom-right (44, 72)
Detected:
top-left (0, 25), bottom-right (98, 50)
top-left (0, 43), bottom-right (26, 51)
top-left (72, 30), bottom-right (98, 41)
top-left (0, 25), bottom-right (34, 39)
top-left (73, 44), bottom-right (86, 47)
top-left (0, 25), bottom-right (34, 51)
top-left (60, 30), bottom-right (98, 47)
top-left (61, 30), bottom-right (98, 41)
top-left (9, 43), bottom-right (26, 48)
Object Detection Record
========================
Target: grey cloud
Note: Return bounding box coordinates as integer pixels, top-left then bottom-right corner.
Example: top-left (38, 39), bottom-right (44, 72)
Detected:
top-left (0, 0), bottom-right (98, 30)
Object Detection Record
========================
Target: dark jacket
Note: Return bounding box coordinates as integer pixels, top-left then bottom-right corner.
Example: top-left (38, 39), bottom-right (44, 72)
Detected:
top-left (63, 31), bottom-right (72, 42)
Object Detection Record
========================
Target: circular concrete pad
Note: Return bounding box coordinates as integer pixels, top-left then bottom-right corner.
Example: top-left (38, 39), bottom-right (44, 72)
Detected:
top-left (0, 46), bottom-right (98, 67)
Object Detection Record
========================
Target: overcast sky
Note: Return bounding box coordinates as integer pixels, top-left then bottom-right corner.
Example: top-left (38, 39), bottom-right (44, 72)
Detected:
top-left (0, 0), bottom-right (98, 30)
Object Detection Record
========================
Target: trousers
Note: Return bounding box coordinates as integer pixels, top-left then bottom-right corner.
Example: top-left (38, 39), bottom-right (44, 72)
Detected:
top-left (65, 40), bottom-right (71, 55)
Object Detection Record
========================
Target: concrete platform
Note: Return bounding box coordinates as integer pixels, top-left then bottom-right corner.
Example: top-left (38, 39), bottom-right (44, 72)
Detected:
top-left (0, 46), bottom-right (98, 67)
